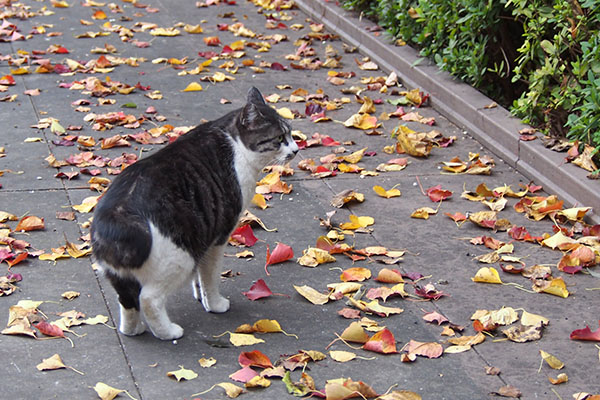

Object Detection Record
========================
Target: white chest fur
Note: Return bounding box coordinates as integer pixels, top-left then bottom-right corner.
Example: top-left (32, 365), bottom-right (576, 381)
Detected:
top-left (229, 136), bottom-right (263, 211)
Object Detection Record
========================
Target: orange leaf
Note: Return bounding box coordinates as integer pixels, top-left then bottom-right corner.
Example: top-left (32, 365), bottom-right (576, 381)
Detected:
top-left (238, 350), bottom-right (273, 369)
top-left (204, 36), bottom-right (221, 46)
top-left (340, 267), bottom-right (372, 282)
top-left (15, 216), bottom-right (45, 232)
top-left (362, 328), bottom-right (397, 354)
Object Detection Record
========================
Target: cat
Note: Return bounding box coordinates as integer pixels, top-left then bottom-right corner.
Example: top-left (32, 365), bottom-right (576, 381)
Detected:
top-left (91, 87), bottom-right (298, 340)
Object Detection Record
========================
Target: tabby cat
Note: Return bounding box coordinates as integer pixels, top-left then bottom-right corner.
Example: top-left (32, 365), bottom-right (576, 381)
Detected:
top-left (91, 87), bottom-right (298, 340)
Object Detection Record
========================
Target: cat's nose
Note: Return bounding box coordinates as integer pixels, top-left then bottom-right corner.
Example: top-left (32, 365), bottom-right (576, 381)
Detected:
top-left (289, 140), bottom-right (299, 154)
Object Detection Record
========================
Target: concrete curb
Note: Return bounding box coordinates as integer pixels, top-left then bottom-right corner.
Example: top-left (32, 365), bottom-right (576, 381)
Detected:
top-left (294, 0), bottom-right (600, 224)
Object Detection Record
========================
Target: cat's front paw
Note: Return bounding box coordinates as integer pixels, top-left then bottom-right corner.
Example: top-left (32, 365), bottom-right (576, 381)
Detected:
top-left (203, 296), bottom-right (230, 314)
top-left (120, 320), bottom-right (146, 336)
top-left (152, 323), bottom-right (184, 340)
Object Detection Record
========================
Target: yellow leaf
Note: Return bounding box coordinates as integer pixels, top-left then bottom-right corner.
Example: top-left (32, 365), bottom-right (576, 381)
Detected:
top-left (277, 107), bottom-right (294, 119)
top-left (329, 350), bottom-right (357, 362)
top-left (521, 310), bottom-right (549, 326)
top-left (182, 82), bottom-right (203, 92)
top-left (72, 195), bottom-right (100, 213)
top-left (24, 137), bottom-right (44, 143)
top-left (293, 284), bottom-right (329, 305)
top-left (251, 193), bottom-right (268, 209)
top-left (167, 365), bottom-right (198, 381)
top-left (245, 376), bottom-right (271, 388)
top-left (339, 215), bottom-right (374, 230)
top-left (297, 247), bottom-right (336, 267)
top-left (93, 382), bottom-right (125, 400)
top-left (216, 382), bottom-right (245, 398)
top-left (252, 319), bottom-right (283, 333)
top-left (82, 314), bottom-right (109, 325)
top-left (541, 278), bottom-right (570, 298)
top-left (184, 24), bottom-right (203, 34)
top-left (373, 185), bottom-right (401, 198)
top-left (229, 332), bottom-right (265, 346)
top-left (343, 113), bottom-right (378, 130)
top-left (443, 345), bottom-right (472, 354)
top-left (198, 357), bottom-right (217, 368)
top-left (471, 267), bottom-right (502, 284)
top-left (36, 353), bottom-right (67, 371)
top-left (61, 291), bottom-right (80, 300)
top-left (410, 207), bottom-right (437, 219)
top-left (150, 27), bottom-right (181, 36)
top-left (339, 147), bottom-right (367, 163)
top-left (540, 350), bottom-right (564, 370)
top-left (541, 231), bottom-right (578, 250)
top-left (340, 322), bottom-right (370, 344)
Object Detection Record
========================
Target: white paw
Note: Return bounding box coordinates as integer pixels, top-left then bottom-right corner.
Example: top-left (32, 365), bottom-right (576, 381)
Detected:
top-left (152, 323), bottom-right (184, 340)
top-left (203, 295), bottom-right (230, 314)
top-left (120, 320), bottom-right (146, 336)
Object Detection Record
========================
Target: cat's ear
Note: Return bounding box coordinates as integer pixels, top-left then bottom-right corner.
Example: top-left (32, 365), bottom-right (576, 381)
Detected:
top-left (240, 103), bottom-right (262, 129)
top-left (246, 87), bottom-right (266, 106)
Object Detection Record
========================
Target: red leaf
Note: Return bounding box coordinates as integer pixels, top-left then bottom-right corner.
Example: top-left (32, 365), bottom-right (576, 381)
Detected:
top-left (34, 321), bottom-right (65, 338)
top-left (264, 243), bottom-right (294, 275)
top-left (242, 279), bottom-right (273, 301)
top-left (229, 366), bottom-right (258, 383)
top-left (570, 321), bottom-right (600, 342)
top-left (0, 75), bottom-right (16, 86)
top-left (230, 224), bottom-right (258, 247)
top-left (321, 136), bottom-right (340, 146)
top-left (238, 350), bottom-right (273, 369)
top-left (426, 185), bottom-right (452, 202)
top-left (270, 62), bottom-right (287, 71)
top-left (362, 328), bottom-right (397, 354)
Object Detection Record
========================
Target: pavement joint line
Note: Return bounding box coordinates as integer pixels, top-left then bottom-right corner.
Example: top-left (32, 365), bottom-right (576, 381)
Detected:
top-left (294, 0), bottom-right (600, 224)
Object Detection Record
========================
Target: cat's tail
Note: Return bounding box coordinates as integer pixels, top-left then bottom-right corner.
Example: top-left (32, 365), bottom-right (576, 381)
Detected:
top-left (91, 210), bottom-right (152, 270)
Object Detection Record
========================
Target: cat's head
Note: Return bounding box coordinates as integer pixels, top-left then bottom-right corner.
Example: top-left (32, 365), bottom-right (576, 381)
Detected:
top-left (237, 87), bottom-right (298, 164)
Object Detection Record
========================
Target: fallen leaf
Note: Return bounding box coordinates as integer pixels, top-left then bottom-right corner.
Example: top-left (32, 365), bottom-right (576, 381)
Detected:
top-left (15, 216), bottom-right (45, 232)
top-left (570, 320), bottom-right (600, 342)
top-left (36, 353), bottom-right (67, 371)
top-left (471, 267), bottom-right (503, 284)
top-left (540, 350), bottom-right (564, 369)
top-left (93, 382), bottom-right (129, 400)
top-left (329, 350), bottom-right (357, 362)
top-left (242, 279), bottom-right (273, 301)
top-left (238, 350), bottom-right (273, 368)
top-left (340, 267), bottom-right (372, 282)
top-left (373, 185), bottom-right (401, 198)
top-left (265, 242), bottom-right (293, 274)
top-left (491, 385), bottom-right (522, 398)
top-left (198, 357), bottom-right (217, 368)
top-left (363, 328), bottom-right (397, 354)
top-left (548, 373), bottom-right (568, 385)
top-left (502, 323), bottom-right (543, 342)
top-left (293, 284), bottom-right (329, 305)
top-left (403, 339), bottom-right (443, 358)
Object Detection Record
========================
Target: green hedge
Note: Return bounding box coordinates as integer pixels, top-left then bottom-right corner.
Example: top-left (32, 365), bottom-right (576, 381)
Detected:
top-left (339, 0), bottom-right (600, 154)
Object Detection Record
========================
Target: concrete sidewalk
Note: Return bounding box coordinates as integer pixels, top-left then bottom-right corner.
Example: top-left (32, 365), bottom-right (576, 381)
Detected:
top-left (1, 0), bottom-right (599, 399)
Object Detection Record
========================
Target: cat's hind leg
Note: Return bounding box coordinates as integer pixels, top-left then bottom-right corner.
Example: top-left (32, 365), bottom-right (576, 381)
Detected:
top-left (194, 244), bottom-right (230, 313)
top-left (105, 270), bottom-right (146, 336)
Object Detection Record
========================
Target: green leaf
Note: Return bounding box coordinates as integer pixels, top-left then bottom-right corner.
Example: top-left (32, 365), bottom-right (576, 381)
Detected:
top-left (121, 103), bottom-right (137, 108)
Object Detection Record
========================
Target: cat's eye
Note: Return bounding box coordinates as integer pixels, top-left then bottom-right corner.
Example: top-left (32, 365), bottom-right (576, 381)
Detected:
top-left (278, 135), bottom-right (285, 143)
